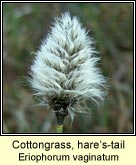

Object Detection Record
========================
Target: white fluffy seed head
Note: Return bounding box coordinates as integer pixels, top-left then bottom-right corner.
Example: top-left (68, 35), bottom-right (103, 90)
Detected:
top-left (29, 12), bottom-right (107, 119)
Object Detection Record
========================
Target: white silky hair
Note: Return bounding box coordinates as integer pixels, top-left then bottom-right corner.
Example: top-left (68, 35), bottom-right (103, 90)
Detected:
top-left (29, 12), bottom-right (107, 118)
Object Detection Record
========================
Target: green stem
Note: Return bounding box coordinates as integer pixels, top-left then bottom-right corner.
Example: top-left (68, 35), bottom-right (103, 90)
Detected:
top-left (55, 112), bottom-right (66, 133)
top-left (57, 124), bottom-right (64, 133)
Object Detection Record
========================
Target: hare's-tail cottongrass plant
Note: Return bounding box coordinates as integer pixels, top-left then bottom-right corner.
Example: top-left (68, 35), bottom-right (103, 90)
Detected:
top-left (29, 12), bottom-right (107, 133)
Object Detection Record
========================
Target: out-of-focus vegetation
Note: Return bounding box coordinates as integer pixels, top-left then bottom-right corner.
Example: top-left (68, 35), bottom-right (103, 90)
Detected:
top-left (3, 3), bottom-right (133, 133)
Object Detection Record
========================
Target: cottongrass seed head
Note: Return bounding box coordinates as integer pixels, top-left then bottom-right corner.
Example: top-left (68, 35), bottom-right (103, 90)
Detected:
top-left (29, 12), bottom-right (107, 121)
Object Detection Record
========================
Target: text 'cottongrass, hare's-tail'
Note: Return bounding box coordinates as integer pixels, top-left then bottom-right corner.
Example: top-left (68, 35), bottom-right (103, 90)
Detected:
top-left (29, 12), bottom-right (107, 133)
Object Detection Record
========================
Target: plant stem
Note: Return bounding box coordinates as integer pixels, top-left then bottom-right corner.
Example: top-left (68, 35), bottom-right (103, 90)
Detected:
top-left (57, 124), bottom-right (64, 133)
top-left (55, 112), bottom-right (66, 133)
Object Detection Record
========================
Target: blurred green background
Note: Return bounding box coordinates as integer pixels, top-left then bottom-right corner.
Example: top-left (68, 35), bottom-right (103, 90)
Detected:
top-left (3, 3), bottom-right (133, 133)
